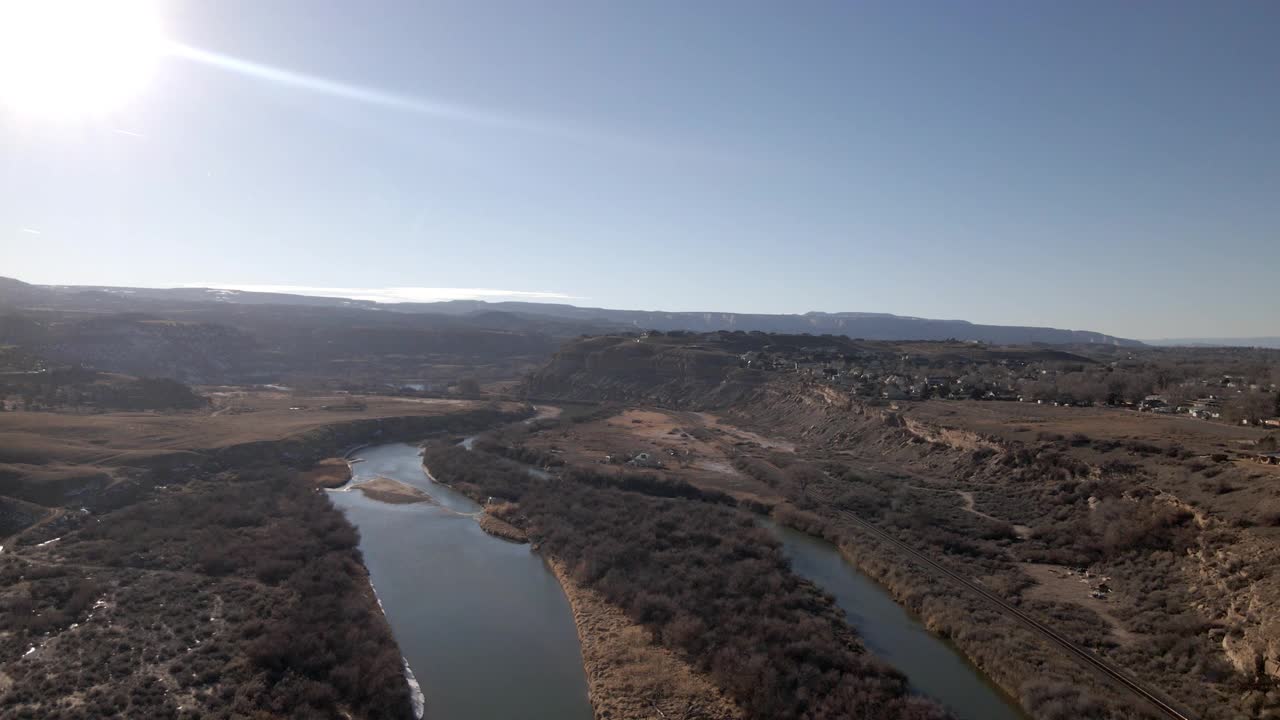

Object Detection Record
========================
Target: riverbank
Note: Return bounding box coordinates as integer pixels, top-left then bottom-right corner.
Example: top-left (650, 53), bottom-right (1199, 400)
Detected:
top-left (303, 457), bottom-right (352, 488)
top-left (765, 517), bottom-right (1028, 720)
top-left (477, 505), bottom-right (528, 542)
top-left (768, 505), bottom-right (1041, 714)
top-left (545, 558), bottom-right (744, 720)
top-left (1, 466), bottom-right (418, 719)
top-left (333, 442), bottom-right (593, 720)
top-left (824, 526), bottom-right (1064, 715)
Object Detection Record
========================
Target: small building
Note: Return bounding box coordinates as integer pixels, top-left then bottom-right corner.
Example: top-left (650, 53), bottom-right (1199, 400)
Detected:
top-left (882, 385), bottom-right (909, 401)
top-left (628, 452), bottom-right (663, 469)
top-left (1138, 395), bottom-right (1168, 412)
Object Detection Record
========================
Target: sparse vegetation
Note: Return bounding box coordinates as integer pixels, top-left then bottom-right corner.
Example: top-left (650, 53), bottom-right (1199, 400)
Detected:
top-left (424, 445), bottom-right (948, 720)
top-left (0, 467), bottom-right (413, 719)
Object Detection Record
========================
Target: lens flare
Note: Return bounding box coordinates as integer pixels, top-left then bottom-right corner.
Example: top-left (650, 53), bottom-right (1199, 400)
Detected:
top-left (0, 0), bottom-right (166, 119)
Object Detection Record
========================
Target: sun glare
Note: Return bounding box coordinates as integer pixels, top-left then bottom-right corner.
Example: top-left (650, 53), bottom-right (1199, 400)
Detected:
top-left (0, 0), bottom-right (166, 120)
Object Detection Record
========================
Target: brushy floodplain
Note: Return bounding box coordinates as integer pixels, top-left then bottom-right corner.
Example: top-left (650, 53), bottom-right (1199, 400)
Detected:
top-left (423, 443), bottom-right (949, 720)
top-left (0, 468), bottom-right (414, 720)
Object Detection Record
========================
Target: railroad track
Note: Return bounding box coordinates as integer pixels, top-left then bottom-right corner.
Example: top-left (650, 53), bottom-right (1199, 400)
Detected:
top-left (824, 501), bottom-right (1197, 720)
top-left (587, 407), bottom-right (1197, 718)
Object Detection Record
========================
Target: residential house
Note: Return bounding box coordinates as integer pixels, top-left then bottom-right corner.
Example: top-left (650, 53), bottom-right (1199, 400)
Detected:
top-left (1138, 395), bottom-right (1168, 412)
top-left (1188, 397), bottom-right (1223, 420)
top-left (1252, 451), bottom-right (1280, 466)
top-left (883, 385), bottom-right (909, 401)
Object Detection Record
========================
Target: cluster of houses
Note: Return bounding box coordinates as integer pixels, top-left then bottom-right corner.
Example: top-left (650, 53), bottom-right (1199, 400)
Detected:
top-left (735, 348), bottom-right (1280, 427)
top-left (1140, 394), bottom-right (1280, 427)
top-left (740, 348), bottom-right (1046, 403)
top-left (600, 450), bottom-right (669, 469)
top-left (1137, 395), bottom-right (1223, 419)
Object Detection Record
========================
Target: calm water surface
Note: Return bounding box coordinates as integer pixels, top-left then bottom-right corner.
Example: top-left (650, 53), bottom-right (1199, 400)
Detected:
top-left (330, 442), bottom-right (1022, 720)
top-left (327, 443), bottom-right (592, 720)
top-left (767, 521), bottom-right (1028, 720)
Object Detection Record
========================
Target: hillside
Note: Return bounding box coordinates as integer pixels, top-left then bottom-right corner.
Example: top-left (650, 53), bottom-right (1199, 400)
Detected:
top-left (0, 276), bottom-right (1139, 346)
top-left (427, 301), bottom-right (1138, 345)
top-left (514, 332), bottom-right (1280, 718)
top-left (0, 278), bottom-right (603, 386)
top-left (524, 331), bottom-right (1101, 407)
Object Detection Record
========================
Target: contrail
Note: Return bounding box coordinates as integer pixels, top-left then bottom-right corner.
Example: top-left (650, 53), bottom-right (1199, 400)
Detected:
top-left (165, 41), bottom-right (583, 140)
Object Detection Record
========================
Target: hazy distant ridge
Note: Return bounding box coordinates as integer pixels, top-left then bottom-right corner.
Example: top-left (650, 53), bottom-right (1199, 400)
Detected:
top-left (0, 277), bottom-right (1139, 346)
top-left (1149, 337), bottom-right (1280, 349)
top-left (398, 300), bottom-right (1138, 346)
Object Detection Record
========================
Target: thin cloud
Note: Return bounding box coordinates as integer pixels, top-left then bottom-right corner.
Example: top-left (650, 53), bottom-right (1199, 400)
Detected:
top-left (112, 128), bottom-right (146, 138)
top-left (192, 284), bottom-right (580, 304)
top-left (164, 41), bottom-right (661, 154)
top-left (19, 227), bottom-right (41, 234)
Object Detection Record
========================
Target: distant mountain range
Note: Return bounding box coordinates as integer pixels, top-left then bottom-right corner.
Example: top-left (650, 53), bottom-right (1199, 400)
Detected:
top-left (417, 300), bottom-right (1142, 346)
top-left (1148, 337), bottom-right (1280, 349)
top-left (0, 276), bottom-right (1141, 346)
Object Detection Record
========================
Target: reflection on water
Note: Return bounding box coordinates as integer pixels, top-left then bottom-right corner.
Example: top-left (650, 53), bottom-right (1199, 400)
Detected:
top-left (331, 443), bottom-right (1020, 719)
top-left (767, 521), bottom-right (1028, 720)
top-left (328, 443), bottom-right (592, 720)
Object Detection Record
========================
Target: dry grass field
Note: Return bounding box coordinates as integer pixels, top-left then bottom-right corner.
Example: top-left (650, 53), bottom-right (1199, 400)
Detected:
top-left (496, 387), bottom-right (1280, 718)
top-left (0, 390), bottom-right (521, 515)
top-left (0, 390), bottom-right (498, 461)
top-left (520, 407), bottom-right (779, 504)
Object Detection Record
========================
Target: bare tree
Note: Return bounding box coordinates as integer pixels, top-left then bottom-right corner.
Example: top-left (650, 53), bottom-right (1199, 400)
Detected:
top-left (785, 463), bottom-right (824, 497)
top-left (1225, 391), bottom-right (1274, 425)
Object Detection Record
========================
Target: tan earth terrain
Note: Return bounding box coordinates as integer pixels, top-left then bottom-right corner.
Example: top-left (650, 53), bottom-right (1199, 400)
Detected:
top-left (519, 332), bottom-right (1280, 719)
top-left (547, 558), bottom-right (745, 720)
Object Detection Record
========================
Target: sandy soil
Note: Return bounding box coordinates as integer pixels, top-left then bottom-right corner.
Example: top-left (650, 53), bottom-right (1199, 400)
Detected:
top-left (523, 408), bottom-right (778, 503)
top-left (477, 511), bottom-right (527, 543)
top-left (907, 399), bottom-right (1270, 450)
top-left (956, 490), bottom-right (1032, 539)
top-left (302, 458), bottom-right (351, 489)
top-left (530, 404), bottom-right (563, 422)
top-left (355, 478), bottom-right (431, 505)
top-left (695, 412), bottom-right (796, 452)
top-left (1021, 562), bottom-right (1135, 646)
top-left (546, 559), bottom-right (744, 720)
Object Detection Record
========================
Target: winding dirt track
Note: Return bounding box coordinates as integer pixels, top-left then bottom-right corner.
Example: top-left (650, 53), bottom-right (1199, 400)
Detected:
top-left (821, 497), bottom-right (1198, 720)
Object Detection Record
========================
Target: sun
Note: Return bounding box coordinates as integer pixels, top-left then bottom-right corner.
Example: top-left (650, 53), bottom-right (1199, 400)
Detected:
top-left (0, 0), bottom-right (167, 120)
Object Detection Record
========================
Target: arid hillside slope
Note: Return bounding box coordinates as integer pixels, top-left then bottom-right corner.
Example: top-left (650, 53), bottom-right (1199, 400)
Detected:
top-left (524, 333), bottom-right (1280, 719)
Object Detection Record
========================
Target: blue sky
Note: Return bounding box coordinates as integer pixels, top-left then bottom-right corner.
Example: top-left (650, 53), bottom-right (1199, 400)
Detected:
top-left (1, 0), bottom-right (1277, 339)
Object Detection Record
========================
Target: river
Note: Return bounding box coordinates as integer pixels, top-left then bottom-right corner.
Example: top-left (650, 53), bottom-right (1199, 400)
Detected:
top-left (326, 443), bottom-right (593, 720)
top-left (329, 442), bottom-right (1021, 719)
top-left (767, 521), bottom-right (1028, 720)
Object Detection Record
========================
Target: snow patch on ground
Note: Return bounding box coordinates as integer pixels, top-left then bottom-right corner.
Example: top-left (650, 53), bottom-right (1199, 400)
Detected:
top-left (404, 658), bottom-right (425, 719)
top-left (363, 571), bottom-right (423, 718)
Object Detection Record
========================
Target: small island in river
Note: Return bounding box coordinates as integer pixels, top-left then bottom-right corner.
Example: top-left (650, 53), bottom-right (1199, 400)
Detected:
top-left (357, 477), bottom-right (433, 504)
